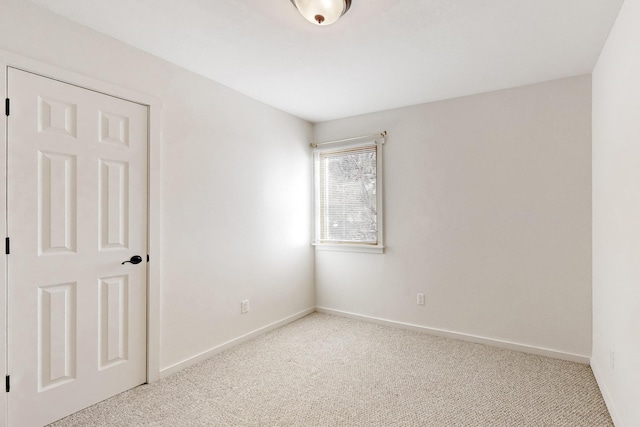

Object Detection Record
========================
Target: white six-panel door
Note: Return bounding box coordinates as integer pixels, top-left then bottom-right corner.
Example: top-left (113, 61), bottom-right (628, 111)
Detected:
top-left (6, 68), bottom-right (148, 426)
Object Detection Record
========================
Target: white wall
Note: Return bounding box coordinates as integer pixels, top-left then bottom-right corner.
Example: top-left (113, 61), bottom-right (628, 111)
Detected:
top-left (0, 0), bottom-right (314, 378)
top-left (592, 1), bottom-right (640, 425)
top-left (315, 76), bottom-right (592, 359)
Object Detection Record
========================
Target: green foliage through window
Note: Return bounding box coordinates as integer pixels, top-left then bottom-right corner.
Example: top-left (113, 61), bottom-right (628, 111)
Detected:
top-left (317, 144), bottom-right (378, 244)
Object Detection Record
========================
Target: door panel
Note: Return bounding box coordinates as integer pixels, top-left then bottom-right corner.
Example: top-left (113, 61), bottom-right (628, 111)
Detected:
top-left (38, 282), bottom-right (77, 392)
top-left (7, 68), bottom-right (148, 427)
top-left (39, 151), bottom-right (77, 255)
top-left (99, 159), bottom-right (129, 250)
top-left (98, 275), bottom-right (129, 370)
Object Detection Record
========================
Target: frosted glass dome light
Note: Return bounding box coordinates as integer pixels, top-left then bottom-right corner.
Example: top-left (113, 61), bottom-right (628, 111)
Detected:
top-left (290, 0), bottom-right (352, 26)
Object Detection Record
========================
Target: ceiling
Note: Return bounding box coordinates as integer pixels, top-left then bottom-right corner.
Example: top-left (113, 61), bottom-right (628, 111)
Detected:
top-left (29, 0), bottom-right (624, 123)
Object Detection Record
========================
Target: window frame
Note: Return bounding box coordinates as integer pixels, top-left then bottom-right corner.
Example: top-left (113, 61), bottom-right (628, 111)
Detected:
top-left (311, 133), bottom-right (385, 254)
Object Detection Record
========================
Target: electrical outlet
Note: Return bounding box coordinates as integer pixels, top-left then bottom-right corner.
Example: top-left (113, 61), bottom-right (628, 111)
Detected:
top-left (241, 299), bottom-right (250, 314)
top-left (417, 293), bottom-right (425, 306)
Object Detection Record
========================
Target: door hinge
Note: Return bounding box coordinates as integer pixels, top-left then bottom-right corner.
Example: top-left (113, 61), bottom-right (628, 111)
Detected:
top-left (5, 237), bottom-right (9, 255)
top-left (5, 375), bottom-right (9, 393)
top-left (5, 98), bottom-right (9, 116)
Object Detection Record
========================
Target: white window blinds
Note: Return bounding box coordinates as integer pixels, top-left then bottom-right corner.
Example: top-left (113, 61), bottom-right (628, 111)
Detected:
top-left (316, 144), bottom-right (378, 244)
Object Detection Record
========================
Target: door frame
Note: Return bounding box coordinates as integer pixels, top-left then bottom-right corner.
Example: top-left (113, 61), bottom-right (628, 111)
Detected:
top-left (0, 50), bottom-right (163, 427)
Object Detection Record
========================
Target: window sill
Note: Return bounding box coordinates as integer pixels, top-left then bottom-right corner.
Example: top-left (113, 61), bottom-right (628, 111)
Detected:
top-left (313, 243), bottom-right (385, 254)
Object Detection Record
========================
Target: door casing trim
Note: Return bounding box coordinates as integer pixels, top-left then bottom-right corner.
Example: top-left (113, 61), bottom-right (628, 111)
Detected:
top-left (0, 49), bottom-right (163, 427)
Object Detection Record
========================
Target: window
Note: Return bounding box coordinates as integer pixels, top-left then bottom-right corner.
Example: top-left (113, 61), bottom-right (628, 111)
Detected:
top-left (312, 134), bottom-right (385, 253)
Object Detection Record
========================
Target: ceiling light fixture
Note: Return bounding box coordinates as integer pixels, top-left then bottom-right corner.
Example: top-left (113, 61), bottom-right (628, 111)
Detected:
top-left (290, 0), bottom-right (352, 26)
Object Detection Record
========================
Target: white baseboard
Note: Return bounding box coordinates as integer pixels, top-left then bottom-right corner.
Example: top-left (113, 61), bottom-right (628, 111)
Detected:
top-left (315, 307), bottom-right (590, 364)
top-left (158, 307), bottom-right (315, 378)
top-left (591, 359), bottom-right (623, 426)
top-left (158, 306), bottom-right (591, 380)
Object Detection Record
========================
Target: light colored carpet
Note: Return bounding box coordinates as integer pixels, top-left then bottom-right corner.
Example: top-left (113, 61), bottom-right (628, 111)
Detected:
top-left (49, 313), bottom-right (612, 426)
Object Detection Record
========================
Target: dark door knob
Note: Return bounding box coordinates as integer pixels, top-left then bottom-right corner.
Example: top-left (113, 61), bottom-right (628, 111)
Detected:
top-left (122, 255), bottom-right (143, 265)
